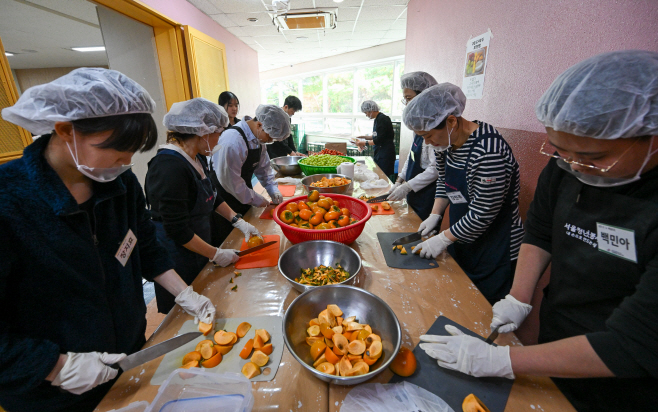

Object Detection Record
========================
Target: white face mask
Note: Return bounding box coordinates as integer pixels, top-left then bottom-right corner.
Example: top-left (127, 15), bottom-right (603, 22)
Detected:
top-left (204, 136), bottom-right (220, 156)
top-left (558, 136), bottom-right (658, 187)
top-left (66, 128), bottom-right (133, 183)
top-left (432, 127), bottom-right (453, 153)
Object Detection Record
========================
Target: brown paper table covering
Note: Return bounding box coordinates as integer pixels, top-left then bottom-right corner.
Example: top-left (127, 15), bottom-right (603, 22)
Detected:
top-left (96, 156), bottom-right (574, 412)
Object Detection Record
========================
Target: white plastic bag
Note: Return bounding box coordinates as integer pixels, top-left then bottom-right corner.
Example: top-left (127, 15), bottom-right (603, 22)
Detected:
top-left (275, 177), bottom-right (301, 186)
top-left (353, 163), bottom-right (379, 182)
top-left (360, 179), bottom-right (390, 189)
top-left (341, 382), bottom-right (454, 412)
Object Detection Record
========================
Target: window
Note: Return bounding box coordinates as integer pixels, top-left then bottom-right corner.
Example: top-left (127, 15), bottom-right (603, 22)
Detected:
top-left (327, 71), bottom-right (353, 113)
top-left (356, 64), bottom-right (394, 114)
top-left (302, 76), bottom-right (323, 113)
top-left (261, 57), bottom-right (403, 137)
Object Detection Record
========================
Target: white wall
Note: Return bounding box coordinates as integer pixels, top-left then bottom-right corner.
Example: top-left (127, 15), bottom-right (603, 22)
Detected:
top-left (97, 6), bottom-right (168, 187)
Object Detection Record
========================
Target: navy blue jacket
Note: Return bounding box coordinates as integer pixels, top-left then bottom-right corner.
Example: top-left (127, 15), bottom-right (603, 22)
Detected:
top-left (0, 134), bottom-right (173, 412)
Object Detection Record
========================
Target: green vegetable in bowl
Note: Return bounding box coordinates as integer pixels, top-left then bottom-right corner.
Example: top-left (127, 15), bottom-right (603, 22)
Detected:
top-left (300, 155), bottom-right (349, 167)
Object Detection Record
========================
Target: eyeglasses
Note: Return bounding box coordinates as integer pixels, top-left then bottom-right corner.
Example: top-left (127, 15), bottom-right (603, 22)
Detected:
top-left (539, 137), bottom-right (639, 173)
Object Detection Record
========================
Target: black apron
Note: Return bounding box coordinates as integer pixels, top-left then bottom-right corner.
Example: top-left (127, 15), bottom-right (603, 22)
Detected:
top-left (539, 173), bottom-right (658, 411)
top-left (444, 134), bottom-right (514, 303)
top-left (214, 126), bottom-right (262, 216)
top-left (405, 134), bottom-right (437, 221)
top-left (372, 114), bottom-right (396, 178)
top-left (152, 149), bottom-right (216, 314)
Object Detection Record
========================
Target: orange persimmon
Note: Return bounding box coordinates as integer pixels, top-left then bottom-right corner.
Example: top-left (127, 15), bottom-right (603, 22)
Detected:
top-left (239, 338), bottom-right (254, 359)
top-left (389, 346), bottom-right (417, 377)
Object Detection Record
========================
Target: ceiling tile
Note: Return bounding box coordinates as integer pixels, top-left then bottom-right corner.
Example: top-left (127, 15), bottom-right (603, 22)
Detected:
top-left (390, 19), bottom-right (407, 30)
top-left (331, 21), bottom-right (358, 32)
top-left (336, 7), bottom-right (361, 21)
top-left (363, 0), bottom-right (409, 5)
top-left (358, 6), bottom-right (406, 21)
top-left (318, 31), bottom-right (354, 41)
top-left (245, 24), bottom-right (282, 37)
top-left (349, 38), bottom-right (381, 47)
top-left (315, 0), bottom-right (364, 7)
top-left (207, 0), bottom-right (264, 14)
top-left (225, 26), bottom-right (250, 37)
top-left (210, 13), bottom-right (238, 28)
top-left (225, 12), bottom-right (273, 26)
top-left (353, 19), bottom-right (395, 31)
top-left (187, 0), bottom-right (222, 15)
top-left (356, 30), bottom-right (387, 40)
top-left (383, 29), bottom-right (406, 39)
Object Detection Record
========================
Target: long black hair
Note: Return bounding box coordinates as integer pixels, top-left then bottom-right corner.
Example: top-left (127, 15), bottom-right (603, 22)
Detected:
top-left (218, 91), bottom-right (240, 109)
top-left (71, 113), bottom-right (158, 153)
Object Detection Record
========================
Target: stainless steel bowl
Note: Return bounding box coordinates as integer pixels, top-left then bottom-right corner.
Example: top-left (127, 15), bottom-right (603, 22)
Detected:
top-left (301, 174), bottom-right (353, 195)
top-left (271, 156), bottom-right (303, 176)
top-left (278, 240), bottom-right (361, 293)
top-left (283, 285), bottom-right (401, 385)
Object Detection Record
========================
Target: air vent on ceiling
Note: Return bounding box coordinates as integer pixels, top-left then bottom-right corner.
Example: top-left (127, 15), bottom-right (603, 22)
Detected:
top-left (272, 8), bottom-right (337, 31)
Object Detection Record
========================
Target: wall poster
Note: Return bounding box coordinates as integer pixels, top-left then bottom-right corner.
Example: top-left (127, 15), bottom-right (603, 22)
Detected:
top-left (462, 29), bottom-right (492, 100)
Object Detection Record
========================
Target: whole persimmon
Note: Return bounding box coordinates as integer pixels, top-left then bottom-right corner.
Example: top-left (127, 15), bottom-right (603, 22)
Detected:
top-left (389, 347), bottom-right (416, 377)
top-left (247, 235), bottom-right (264, 248)
top-left (308, 190), bottom-right (320, 202)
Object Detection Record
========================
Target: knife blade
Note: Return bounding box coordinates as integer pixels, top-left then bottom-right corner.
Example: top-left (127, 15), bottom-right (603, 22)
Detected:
top-left (115, 331), bottom-right (202, 371)
top-left (366, 194), bottom-right (389, 203)
top-left (391, 229), bottom-right (440, 246)
top-left (235, 241), bottom-right (277, 256)
top-left (484, 326), bottom-right (500, 344)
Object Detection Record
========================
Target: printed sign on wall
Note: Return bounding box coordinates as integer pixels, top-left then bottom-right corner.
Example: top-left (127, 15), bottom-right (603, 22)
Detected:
top-left (462, 30), bottom-right (492, 99)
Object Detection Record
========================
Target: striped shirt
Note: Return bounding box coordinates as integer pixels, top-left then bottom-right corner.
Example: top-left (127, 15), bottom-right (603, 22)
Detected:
top-left (435, 121), bottom-right (524, 259)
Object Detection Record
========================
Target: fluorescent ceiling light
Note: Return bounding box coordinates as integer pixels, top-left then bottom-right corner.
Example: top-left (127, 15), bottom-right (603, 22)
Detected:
top-left (72, 46), bottom-right (105, 52)
top-left (5, 52), bottom-right (14, 56)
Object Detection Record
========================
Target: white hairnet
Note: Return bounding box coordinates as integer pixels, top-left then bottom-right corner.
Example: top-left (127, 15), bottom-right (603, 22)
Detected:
top-left (402, 83), bottom-right (467, 132)
top-left (400, 71), bottom-right (438, 93)
top-left (1, 67), bottom-right (154, 135)
top-left (361, 100), bottom-right (380, 113)
top-left (163, 98), bottom-right (228, 136)
top-left (255, 104), bottom-right (290, 141)
top-left (536, 50), bottom-right (658, 139)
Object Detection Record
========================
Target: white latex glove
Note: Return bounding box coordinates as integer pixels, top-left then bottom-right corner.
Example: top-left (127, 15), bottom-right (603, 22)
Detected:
top-left (387, 182), bottom-right (413, 201)
top-left (389, 181), bottom-right (402, 192)
top-left (175, 285), bottom-right (216, 325)
top-left (419, 325), bottom-right (515, 379)
top-left (491, 294), bottom-right (533, 333)
top-left (267, 188), bottom-right (283, 205)
top-left (418, 213), bottom-right (442, 236)
top-left (210, 247), bottom-right (240, 267)
top-left (51, 352), bottom-right (126, 395)
top-left (233, 218), bottom-right (261, 242)
top-left (252, 193), bottom-right (270, 208)
top-left (412, 231), bottom-right (453, 259)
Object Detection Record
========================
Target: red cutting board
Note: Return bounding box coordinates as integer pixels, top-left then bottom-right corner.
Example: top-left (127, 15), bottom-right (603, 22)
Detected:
top-left (278, 184), bottom-right (297, 197)
top-left (235, 235), bottom-right (280, 269)
top-left (259, 206), bottom-right (275, 219)
top-left (369, 202), bottom-right (395, 215)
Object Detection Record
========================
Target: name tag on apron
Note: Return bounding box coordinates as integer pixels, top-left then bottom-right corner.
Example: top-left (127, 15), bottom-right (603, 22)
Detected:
top-left (115, 229), bottom-right (137, 267)
top-left (410, 150), bottom-right (415, 162)
top-left (596, 222), bottom-right (637, 263)
top-left (447, 191), bottom-right (467, 204)
top-left (373, 132), bottom-right (378, 137)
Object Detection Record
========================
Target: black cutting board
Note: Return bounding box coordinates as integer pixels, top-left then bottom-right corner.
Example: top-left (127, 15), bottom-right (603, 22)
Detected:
top-left (377, 232), bottom-right (439, 270)
top-left (389, 316), bottom-right (513, 412)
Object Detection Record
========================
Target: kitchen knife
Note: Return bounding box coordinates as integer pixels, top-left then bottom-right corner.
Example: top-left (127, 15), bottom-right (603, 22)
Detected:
top-left (484, 326), bottom-right (500, 345)
top-left (235, 241), bottom-right (277, 256)
top-left (366, 194), bottom-right (389, 203)
top-left (114, 331), bottom-right (202, 371)
top-left (391, 229), bottom-right (439, 246)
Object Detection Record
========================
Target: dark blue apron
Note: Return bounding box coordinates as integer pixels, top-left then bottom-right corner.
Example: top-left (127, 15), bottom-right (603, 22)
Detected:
top-left (214, 126), bottom-right (262, 216)
top-left (372, 114), bottom-right (396, 178)
top-left (405, 134), bottom-right (437, 221)
top-left (444, 134), bottom-right (514, 302)
top-left (153, 149), bottom-right (216, 314)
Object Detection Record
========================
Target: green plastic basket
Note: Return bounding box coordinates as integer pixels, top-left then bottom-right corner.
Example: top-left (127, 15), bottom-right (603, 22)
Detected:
top-left (298, 155), bottom-right (356, 175)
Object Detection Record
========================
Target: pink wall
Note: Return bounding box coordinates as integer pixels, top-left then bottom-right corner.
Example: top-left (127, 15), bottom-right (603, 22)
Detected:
top-left (406, 0), bottom-right (658, 134)
top-left (140, 0), bottom-right (261, 115)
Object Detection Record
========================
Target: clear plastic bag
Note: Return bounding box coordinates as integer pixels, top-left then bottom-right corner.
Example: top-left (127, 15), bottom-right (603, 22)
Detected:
top-left (275, 177), bottom-right (302, 186)
top-left (341, 382), bottom-right (454, 412)
top-left (360, 179), bottom-right (390, 189)
top-left (353, 163), bottom-right (380, 182)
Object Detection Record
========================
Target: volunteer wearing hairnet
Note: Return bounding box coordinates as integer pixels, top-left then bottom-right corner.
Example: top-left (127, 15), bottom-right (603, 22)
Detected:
top-left (0, 68), bottom-right (215, 412)
top-left (387, 71), bottom-right (440, 220)
top-left (418, 51), bottom-right (658, 411)
top-left (144, 98), bottom-right (260, 314)
top-left (267, 95), bottom-right (306, 158)
top-left (211, 104), bottom-right (289, 219)
top-left (404, 83), bottom-right (523, 303)
top-left (355, 100), bottom-right (396, 178)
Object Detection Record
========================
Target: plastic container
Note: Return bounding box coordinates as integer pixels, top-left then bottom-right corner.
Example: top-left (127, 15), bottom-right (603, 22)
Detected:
top-left (145, 369), bottom-right (254, 412)
top-left (273, 194), bottom-right (372, 244)
top-left (298, 155), bottom-right (355, 175)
